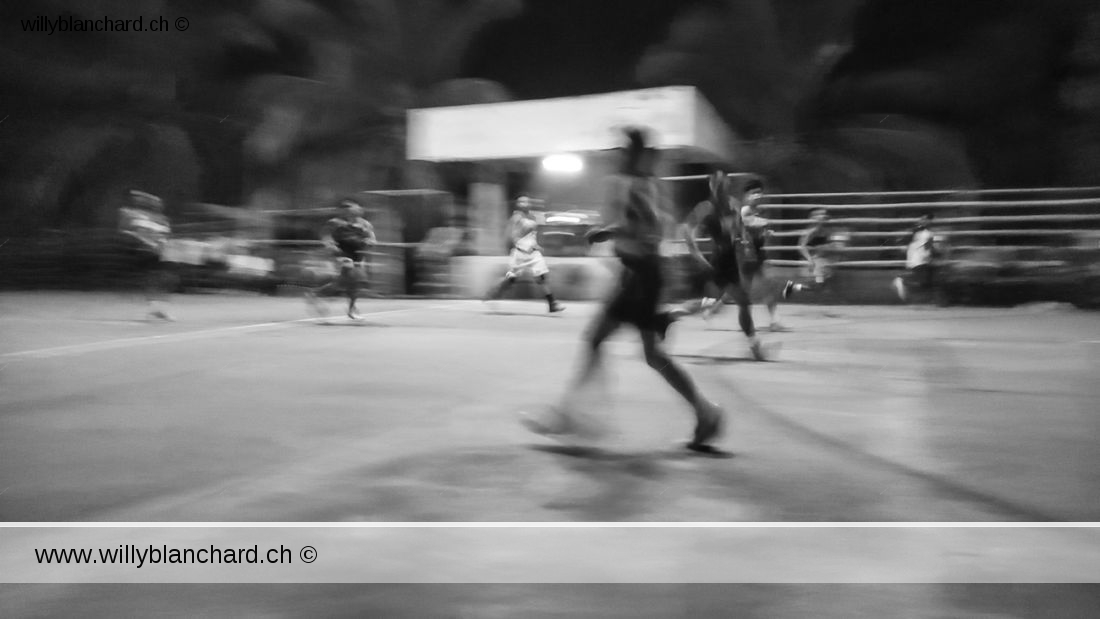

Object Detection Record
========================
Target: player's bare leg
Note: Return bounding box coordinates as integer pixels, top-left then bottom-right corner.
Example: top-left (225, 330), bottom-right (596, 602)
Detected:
top-left (762, 285), bottom-right (784, 331)
top-left (522, 312), bottom-right (619, 438)
top-left (724, 283), bottom-right (765, 361)
top-left (639, 330), bottom-right (724, 450)
top-left (750, 273), bottom-right (785, 331)
top-left (534, 273), bottom-right (565, 313)
top-left (305, 268), bottom-right (346, 320)
top-left (146, 263), bottom-right (175, 321)
top-left (343, 259), bottom-right (365, 320)
top-left (483, 273), bottom-right (516, 302)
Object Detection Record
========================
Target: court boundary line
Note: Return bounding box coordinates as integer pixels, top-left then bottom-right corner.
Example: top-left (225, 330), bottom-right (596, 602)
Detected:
top-left (3, 522), bottom-right (1099, 528)
top-left (1, 302), bottom-right (464, 361)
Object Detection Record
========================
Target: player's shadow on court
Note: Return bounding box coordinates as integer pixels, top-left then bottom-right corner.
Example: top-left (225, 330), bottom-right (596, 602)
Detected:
top-left (483, 311), bottom-right (563, 318)
top-left (530, 443), bottom-right (733, 465)
top-left (314, 320), bottom-right (390, 328)
top-left (671, 353), bottom-right (755, 365)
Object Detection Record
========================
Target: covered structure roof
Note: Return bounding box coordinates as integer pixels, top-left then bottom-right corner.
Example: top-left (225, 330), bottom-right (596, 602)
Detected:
top-left (406, 86), bottom-right (738, 164)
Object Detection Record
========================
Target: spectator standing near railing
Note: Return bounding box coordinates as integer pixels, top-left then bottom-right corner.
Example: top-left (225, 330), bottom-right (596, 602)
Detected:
top-left (118, 190), bottom-right (174, 321)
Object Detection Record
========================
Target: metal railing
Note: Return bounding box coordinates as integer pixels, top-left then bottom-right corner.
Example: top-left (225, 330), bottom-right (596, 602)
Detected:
top-left (659, 176), bottom-right (1100, 270)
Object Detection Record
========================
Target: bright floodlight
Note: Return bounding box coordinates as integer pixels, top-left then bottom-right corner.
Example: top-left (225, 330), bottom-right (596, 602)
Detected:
top-left (542, 153), bottom-right (584, 174)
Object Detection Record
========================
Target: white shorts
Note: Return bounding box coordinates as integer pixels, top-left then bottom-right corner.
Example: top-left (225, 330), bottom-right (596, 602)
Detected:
top-left (507, 249), bottom-right (549, 278)
top-left (810, 256), bottom-right (834, 283)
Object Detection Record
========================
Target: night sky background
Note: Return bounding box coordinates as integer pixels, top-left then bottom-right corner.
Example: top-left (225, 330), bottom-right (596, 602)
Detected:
top-left (464, 0), bottom-right (1100, 192)
top-left (462, 0), bottom-right (703, 98)
top-left (1, 0), bottom-right (1099, 233)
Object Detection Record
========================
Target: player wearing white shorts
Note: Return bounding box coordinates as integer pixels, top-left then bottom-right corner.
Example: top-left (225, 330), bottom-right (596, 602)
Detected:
top-left (893, 212), bottom-right (937, 303)
top-left (483, 196), bottom-right (565, 313)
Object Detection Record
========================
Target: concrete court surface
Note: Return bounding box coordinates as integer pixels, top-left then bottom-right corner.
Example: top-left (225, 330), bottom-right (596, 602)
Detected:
top-left (0, 291), bottom-right (1099, 523)
top-left (4, 584), bottom-right (1100, 619)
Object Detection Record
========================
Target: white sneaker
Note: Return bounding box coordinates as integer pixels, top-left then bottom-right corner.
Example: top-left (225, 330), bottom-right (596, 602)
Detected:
top-left (892, 277), bottom-right (908, 302)
top-left (701, 297), bottom-right (720, 320)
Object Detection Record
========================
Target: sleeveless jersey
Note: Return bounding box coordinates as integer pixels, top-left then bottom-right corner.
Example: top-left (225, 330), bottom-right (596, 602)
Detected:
top-left (805, 224), bottom-right (831, 248)
top-left (698, 200), bottom-right (738, 256)
top-left (510, 212), bottom-right (539, 252)
top-left (326, 217), bottom-right (374, 255)
top-left (610, 174), bottom-right (663, 257)
top-left (119, 207), bottom-right (170, 252)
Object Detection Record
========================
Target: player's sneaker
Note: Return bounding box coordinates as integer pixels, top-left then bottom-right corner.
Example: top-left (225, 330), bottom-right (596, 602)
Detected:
top-left (304, 291), bottom-right (327, 318)
top-left (687, 400), bottom-right (724, 452)
top-left (520, 406), bottom-right (603, 441)
top-left (748, 337), bottom-right (766, 361)
top-left (699, 297), bottom-right (719, 321)
top-left (549, 301), bottom-right (566, 313)
top-left (347, 307), bottom-right (364, 321)
top-left (148, 309), bottom-right (175, 322)
top-left (768, 322), bottom-right (788, 332)
top-left (520, 407), bottom-right (573, 436)
top-left (892, 276), bottom-right (908, 302)
top-left (782, 280), bottom-right (795, 300)
top-left (147, 302), bottom-right (175, 322)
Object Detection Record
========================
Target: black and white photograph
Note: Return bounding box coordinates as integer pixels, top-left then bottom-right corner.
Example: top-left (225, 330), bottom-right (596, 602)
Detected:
top-left (2, 0), bottom-right (1100, 616)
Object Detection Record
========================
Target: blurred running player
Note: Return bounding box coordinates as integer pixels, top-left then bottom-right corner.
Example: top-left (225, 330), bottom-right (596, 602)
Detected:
top-left (698, 179), bottom-right (786, 332)
top-left (893, 212), bottom-right (937, 303)
top-left (304, 199), bottom-right (375, 320)
top-left (782, 208), bottom-right (847, 300)
top-left (118, 189), bottom-right (174, 321)
top-left (483, 196), bottom-right (565, 313)
top-left (522, 127), bottom-right (724, 454)
top-left (676, 171), bottom-right (766, 360)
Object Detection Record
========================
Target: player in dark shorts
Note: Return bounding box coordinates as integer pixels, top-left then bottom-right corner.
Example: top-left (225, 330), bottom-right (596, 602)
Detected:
top-left (696, 179), bottom-right (785, 330)
top-left (522, 127), bottom-right (724, 453)
top-left (735, 180), bottom-right (785, 330)
top-left (782, 208), bottom-right (847, 300)
top-left (676, 172), bottom-right (766, 360)
top-left (304, 199), bottom-right (376, 321)
top-left (118, 190), bottom-right (174, 321)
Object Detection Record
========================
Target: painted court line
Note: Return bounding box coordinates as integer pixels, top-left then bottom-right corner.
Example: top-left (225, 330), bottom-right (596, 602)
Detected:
top-left (1, 303), bottom-right (462, 361)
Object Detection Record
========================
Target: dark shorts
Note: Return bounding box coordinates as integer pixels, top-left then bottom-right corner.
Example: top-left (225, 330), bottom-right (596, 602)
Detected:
top-left (740, 261), bottom-right (767, 289)
top-left (909, 263), bottom-right (934, 288)
top-left (605, 254), bottom-right (663, 330)
top-left (709, 250), bottom-right (742, 288)
top-left (336, 242), bottom-right (369, 262)
top-left (122, 238), bottom-right (163, 272)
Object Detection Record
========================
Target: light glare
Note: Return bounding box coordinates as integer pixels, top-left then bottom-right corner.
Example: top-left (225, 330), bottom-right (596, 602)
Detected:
top-left (542, 153), bottom-right (583, 174)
